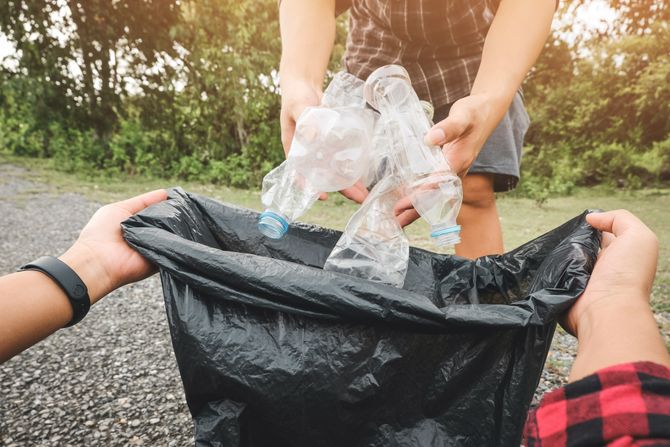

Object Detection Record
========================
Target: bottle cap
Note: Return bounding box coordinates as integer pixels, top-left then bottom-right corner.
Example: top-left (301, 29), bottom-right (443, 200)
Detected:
top-left (258, 210), bottom-right (289, 239)
top-left (430, 225), bottom-right (461, 247)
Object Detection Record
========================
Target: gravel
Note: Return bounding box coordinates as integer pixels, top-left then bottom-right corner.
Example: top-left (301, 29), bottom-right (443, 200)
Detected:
top-left (0, 163), bottom-right (577, 445)
top-left (0, 164), bottom-right (192, 446)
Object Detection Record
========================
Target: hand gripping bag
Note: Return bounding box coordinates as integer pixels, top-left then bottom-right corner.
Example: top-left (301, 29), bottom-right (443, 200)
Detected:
top-left (122, 188), bottom-right (599, 447)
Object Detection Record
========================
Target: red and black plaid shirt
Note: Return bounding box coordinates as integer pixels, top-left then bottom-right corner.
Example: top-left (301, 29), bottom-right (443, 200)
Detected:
top-left (524, 362), bottom-right (670, 446)
top-left (338, 0), bottom-right (501, 109)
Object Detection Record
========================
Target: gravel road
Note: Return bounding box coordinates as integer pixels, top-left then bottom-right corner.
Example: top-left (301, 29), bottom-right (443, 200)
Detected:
top-left (0, 163), bottom-right (577, 446)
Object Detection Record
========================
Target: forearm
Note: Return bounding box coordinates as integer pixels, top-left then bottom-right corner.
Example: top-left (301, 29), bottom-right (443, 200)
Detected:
top-left (0, 247), bottom-right (108, 363)
top-left (471, 0), bottom-right (555, 117)
top-left (279, 0), bottom-right (336, 89)
top-left (0, 271), bottom-right (73, 362)
top-left (570, 299), bottom-right (670, 382)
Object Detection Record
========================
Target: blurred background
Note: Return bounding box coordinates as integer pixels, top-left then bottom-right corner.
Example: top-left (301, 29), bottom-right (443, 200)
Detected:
top-left (0, 0), bottom-right (668, 199)
top-left (0, 2), bottom-right (669, 445)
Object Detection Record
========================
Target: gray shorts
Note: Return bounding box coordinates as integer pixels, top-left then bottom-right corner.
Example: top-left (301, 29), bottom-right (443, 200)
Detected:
top-left (433, 90), bottom-right (530, 192)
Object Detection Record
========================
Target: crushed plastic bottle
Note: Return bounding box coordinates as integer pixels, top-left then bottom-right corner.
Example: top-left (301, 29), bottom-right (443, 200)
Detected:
top-left (289, 72), bottom-right (375, 192)
top-left (288, 106), bottom-right (376, 193)
top-left (324, 175), bottom-right (409, 287)
top-left (364, 64), bottom-right (463, 247)
top-left (321, 71), bottom-right (368, 109)
top-left (259, 72), bottom-right (375, 239)
top-left (258, 161), bottom-right (320, 239)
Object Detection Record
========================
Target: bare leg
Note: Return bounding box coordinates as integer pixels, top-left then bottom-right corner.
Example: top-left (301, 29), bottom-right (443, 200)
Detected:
top-left (455, 174), bottom-right (503, 259)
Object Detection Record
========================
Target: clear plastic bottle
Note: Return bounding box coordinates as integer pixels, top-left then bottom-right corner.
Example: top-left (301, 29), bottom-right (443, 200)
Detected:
top-left (404, 173), bottom-right (463, 246)
top-left (289, 72), bottom-right (375, 192)
top-left (258, 161), bottom-right (321, 239)
top-left (321, 71), bottom-right (368, 109)
top-left (288, 106), bottom-right (376, 192)
top-left (323, 175), bottom-right (409, 287)
top-left (259, 71), bottom-right (375, 239)
top-left (364, 64), bottom-right (463, 247)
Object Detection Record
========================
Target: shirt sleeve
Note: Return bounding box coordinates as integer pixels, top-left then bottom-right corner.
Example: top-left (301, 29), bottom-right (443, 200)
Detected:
top-left (524, 361), bottom-right (670, 446)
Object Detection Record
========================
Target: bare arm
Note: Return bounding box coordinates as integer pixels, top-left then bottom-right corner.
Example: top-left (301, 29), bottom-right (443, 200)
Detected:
top-left (424, 0), bottom-right (556, 178)
top-left (570, 299), bottom-right (670, 381)
top-left (278, 0), bottom-right (367, 203)
top-left (470, 0), bottom-right (556, 117)
top-left (278, 0), bottom-right (336, 152)
top-left (564, 210), bottom-right (670, 381)
top-left (0, 189), bottom-right (167, 363)
top-left (389, 0), bottom-right (560, 228)
top-left (279, 0), bottom-right (336, 95)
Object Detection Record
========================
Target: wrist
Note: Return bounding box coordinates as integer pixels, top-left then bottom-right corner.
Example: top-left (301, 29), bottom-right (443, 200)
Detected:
top-left (278, 68), bottom-right (324, 94)
top-left (569, 296), bottom-right (670, 381)
top-left (573, 294), bottom-right (651, 339)
top-left (59, 243), bottom-right (113, 305)
top-left (470, 88), bottom-right (514, 114)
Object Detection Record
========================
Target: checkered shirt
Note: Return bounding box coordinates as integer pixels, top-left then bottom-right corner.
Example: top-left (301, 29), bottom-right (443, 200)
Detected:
top-left (524, 361), bottom-right (670, 446)
top-left (338, 0), bottom-right (501, 108)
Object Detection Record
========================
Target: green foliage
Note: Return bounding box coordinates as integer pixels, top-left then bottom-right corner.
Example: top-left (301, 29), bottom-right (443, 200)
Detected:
top-left (0, 0), bottom-right (179, 137)
top-left (0, 0), bottom-right (668, 193)
top-left (521, 16), bottom-right (670, 194)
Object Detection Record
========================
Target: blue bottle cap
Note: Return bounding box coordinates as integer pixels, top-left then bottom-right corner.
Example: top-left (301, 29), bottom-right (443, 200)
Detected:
top-left (258, 211), bottom-right (289, 239)
top-left (430, 225), bottom-right (461, 247)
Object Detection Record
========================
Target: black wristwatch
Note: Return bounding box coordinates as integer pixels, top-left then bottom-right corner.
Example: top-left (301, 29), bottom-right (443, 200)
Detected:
top-left (20, 256), bottom-right (91, 327)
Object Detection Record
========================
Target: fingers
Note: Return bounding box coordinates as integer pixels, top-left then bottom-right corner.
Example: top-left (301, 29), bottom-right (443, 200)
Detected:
top-left (586, 210), bottom-right (658, 255)
top-left (424, 112), bottom-right (472, 146)
top-left (280, 115), bottom-right (296, 156)
top-left (116, 189), bottom-right (168, 215)
top-left (441, 142), bottom-right (470, 177)
top-left (393, 195), bottom-right (414, 216)
top-left (340, 182), bottom-right (369, 204)
top-left (318, 192), bottom-right (329, 201)
top-left (396, 208), bottom-right (420, 228)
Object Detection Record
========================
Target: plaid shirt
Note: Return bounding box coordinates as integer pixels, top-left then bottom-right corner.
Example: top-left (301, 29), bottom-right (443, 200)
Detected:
top-left (524, 362), bottom-right (670, 446)
top-left (338, 0), bottom-right (501, 108)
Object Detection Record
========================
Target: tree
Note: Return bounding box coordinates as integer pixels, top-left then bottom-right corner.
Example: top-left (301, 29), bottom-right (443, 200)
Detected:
top-left (0, 0), bottom-right (180, 137)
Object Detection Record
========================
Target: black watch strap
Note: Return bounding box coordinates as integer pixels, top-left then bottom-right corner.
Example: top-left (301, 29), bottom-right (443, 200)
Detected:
top-left (20, 256), bottom-right (91, 327)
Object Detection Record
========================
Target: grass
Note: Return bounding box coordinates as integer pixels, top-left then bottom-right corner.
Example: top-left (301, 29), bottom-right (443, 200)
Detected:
top-left (2, 153), bottom-right (669, 324)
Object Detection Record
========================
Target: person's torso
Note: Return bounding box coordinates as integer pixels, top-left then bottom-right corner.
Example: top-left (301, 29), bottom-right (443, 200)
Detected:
top-left (349, 0), bottom-right (498, 50)
top-left (340, 0), bottom-right (501, 107)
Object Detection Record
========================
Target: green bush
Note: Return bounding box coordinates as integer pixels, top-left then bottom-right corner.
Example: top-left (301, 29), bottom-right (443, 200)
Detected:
top-left (581, 142), bottom-right (668, 188)
top-left (50, 126), bottom-right (103, 173)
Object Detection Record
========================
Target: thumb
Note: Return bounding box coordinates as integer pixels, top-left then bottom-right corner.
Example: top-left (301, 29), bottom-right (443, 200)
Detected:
top-left (115, 189), bottom-right (168, 215)
top-left (585, 210), bottom-right (640, 236)
top-left (424, 113), bottom-right (471, 146)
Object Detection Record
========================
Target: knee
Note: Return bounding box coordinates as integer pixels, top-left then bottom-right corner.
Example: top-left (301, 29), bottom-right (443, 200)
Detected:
top-left (462, 174), bottom-right (495, 209)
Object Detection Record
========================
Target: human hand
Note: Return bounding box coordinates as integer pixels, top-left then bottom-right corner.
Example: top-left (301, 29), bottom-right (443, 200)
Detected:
top-left (392, 94), bottom-right (500, 228)
top-left (424, 93), bottom-right (499, 178)
top-left (393, 195), bottom-right (421, 228)
top-left (59, 189), bottom-right (168, 304)
top-left (280, 78), bottom-right (369, 204)
top-left (564, 210), bottom-right (659, 336)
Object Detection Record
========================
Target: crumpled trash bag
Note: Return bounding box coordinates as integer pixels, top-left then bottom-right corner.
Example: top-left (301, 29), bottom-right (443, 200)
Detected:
top-left (122, 188), bottom-right (599, 447)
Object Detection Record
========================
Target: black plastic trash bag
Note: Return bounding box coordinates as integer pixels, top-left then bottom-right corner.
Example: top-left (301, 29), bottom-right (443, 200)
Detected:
top-left (122, 188), bottom-right (599, 447)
